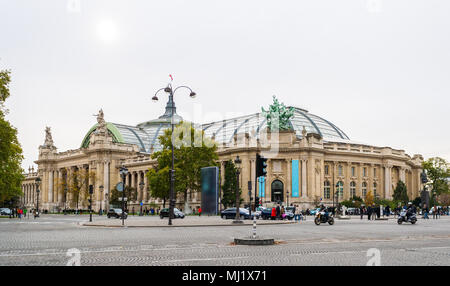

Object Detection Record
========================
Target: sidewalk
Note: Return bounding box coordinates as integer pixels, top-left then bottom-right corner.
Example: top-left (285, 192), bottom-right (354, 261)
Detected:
top-left (80, 216), bottom-right (296, 228)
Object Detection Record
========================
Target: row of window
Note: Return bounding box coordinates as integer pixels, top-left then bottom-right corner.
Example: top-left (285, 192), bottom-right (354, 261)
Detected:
top-left (323, 181), bottom-right (377, 199)
top-left (324, 165), bottom-right (377, 177)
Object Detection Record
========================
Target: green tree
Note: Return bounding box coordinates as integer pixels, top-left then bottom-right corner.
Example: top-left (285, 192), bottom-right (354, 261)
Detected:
top-left (146, 167), bottom-right (170, 208)
top-left (147, 121), bottom-right (218, 208)
top-left (364, 190), bottom-right (374, 206)
top-left (0, 69), bottom-right (24, 204)
top-left (422, 157), bottom-right (450, 195)
top-left (393, 180), bottom-right (409, 205)
top-left (67, 169), bottom-right (96, 210)
top-left (109, 185), bottom-right (137, 210)
top-left (221, 160), bottom-right (243, 208)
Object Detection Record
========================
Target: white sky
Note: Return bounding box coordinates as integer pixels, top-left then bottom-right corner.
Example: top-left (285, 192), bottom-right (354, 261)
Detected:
top-left (1, 0), bottom-right (449, 170)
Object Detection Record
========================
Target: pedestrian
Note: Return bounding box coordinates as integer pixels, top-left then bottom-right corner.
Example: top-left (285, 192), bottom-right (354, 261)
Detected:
top-left (385, 205), bottom-right (390, 217)
top-left (198, 207), bottom-right (202, 216)
top-left (281, 206), bottom-right (285, 220)
top-left (367, 205), bottom-right (372, 221)
top-left (24, 208), bottom-right (28, 219)
top-left (432, 205), bottom-right (437, 219)
top-left (295, 207), bottom-right (302, 222)
top-left (276, 204), bottom-right (281, 220)
top-left (360, 205), bottom-right (364, 219)
top-left (423, 204), bottom-right (429, 219)
top-left (271, 207), bottom-right (276, 220)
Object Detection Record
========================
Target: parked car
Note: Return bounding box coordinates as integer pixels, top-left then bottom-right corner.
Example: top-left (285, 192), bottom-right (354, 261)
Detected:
top-left (260, 208), bottom-right (273, 220)
top-left (107, 208), bottom-right (128, 219)
top-left (159, 208), bottom-right (185, 219)
top-left (0, 208), bottom-right (11, 215)
top-left (220, 208), bottom-right (252, 220)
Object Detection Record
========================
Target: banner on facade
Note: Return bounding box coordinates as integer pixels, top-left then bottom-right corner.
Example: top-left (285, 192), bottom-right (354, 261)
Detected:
top-left (292, 160), bottom-right (299, 197)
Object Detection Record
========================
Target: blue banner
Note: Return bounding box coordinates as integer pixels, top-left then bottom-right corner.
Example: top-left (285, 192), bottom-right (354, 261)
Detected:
top-left (292, 160), bottom-right (299, 197)
top-left (258, 176), bottom-right (265, 198)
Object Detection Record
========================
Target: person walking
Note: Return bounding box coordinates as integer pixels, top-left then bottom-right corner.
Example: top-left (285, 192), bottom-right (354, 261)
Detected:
top-left (360, 205), bottom-right (364, 220)
top-left (432, 205), bottom-right (437, 219)
top-left (271, 207), bottom-right (276, 220)
top-left (198, 207), bottom-right (202, 216)
top-left (423, 204), bottom-right (429, 219)
top-left (294, 207), bottom-right (300, 222)
top-left (276, 204), bottom-right (281, 220)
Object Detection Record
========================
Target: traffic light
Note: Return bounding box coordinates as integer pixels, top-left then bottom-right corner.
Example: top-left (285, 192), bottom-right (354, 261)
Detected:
top-left (256, 153), bottom-right (268, 177)
top-left (255, 197), bottom-right (260, 207)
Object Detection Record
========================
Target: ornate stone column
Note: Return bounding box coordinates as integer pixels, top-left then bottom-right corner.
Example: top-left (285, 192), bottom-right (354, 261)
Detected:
top-left (301, 159), bottom-right (307, 198)
top-left (104, 161), bottom-right (110, 210)
top-left (384, 165), bottom-right (392, 199)
top-left (48, 170), bottom-right (54, 204)
top-left (399, 167), bottom-right (406, 183)
top-left (58, 170), bottom-right (63, 204)
top-left (143, 171), bottom-right (149, 202)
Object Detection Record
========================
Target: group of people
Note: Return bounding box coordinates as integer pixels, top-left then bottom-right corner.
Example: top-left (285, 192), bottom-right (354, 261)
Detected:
top-left (358, 204), bottom-right (390, 220)
top-left (6, 208), bottom-right (41, 219)
top-left (270, 204), bottom-right (290, 220)
top-left (421, 204), bottom-right (448, 219)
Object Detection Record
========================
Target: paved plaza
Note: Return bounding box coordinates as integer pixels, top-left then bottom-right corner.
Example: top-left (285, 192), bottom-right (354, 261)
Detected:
top-left (0, 215), bottom-right (449, 266)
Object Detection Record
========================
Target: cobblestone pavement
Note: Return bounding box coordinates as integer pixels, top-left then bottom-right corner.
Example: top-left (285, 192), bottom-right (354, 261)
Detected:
top-left (0, 215), bottom-right (449, 266)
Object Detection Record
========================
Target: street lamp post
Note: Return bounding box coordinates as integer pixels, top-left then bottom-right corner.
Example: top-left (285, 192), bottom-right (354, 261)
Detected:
top-left (119, 167), bottom-right (128, 226)
top-left (287, 190), bottom-right (289, 207)
top-left (35, 177), bottom-right (41, 218)
top-left (88, 185), bottom-right (93, 222)
top-left (139, 181), bottom-right (144, 216)
top-left (233, 156), bottom-right (243, 224)
top-left (99, 185), bottom-right (104, 215)
top-left (152, 82), bottom-right (196, 226)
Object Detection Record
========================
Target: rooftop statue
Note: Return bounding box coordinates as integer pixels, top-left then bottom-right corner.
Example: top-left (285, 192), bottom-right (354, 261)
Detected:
top-left (94, 109), bottom-right (107, 134)
top-left (261, 96), bottom-right (294, 131)
top-left (44, 126), bottom-right (54, 147)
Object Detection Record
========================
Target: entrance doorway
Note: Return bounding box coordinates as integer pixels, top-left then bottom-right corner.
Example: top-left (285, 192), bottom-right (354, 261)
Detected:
top-left (271, 180), bottom-right (284, 203)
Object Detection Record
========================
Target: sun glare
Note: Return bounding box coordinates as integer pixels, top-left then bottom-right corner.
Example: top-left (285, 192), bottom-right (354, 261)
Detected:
top-left (96, 20), bottom-right (118, 43)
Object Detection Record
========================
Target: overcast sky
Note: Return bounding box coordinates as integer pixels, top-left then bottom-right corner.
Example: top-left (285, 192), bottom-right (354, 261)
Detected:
top-left (1, 0), bottom-right (449, 170)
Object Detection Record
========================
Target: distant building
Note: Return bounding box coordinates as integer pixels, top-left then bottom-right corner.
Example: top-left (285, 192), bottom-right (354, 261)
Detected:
top-left (21, 97), bottom-right (424, 212)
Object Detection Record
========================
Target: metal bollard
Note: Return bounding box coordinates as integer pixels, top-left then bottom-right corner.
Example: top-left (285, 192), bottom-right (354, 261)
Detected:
top-left (252, 216), bottom-right (256, 239)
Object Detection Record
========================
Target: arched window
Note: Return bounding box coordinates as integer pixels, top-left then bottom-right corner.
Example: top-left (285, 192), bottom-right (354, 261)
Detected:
top-left (337, 181), bottom-right (344, 199)
top-left (373, 182), bottom-right (377, 199)
top-left (350, 181), bottom-right (356, 198)
top-left (325, 165), bottom-right (329, 175)
top-left (362, 182), bottom-right (367, 198)
top-left (324, 181), bottom-right (331, 199)
top-left (338, 165), bottom-right (343, 176)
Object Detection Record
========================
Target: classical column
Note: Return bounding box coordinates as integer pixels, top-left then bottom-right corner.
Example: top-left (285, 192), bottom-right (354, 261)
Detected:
top-left (345, 162), bottom-right (351, 200)
top-left (144, 171), bottom-right (149, 202)
top-left (104, 161), bottom-right (110, 209)
top-left (399, 167), bottom-right (406, 182)
top-left (301, 159), bottom-right (307, 198)
top-left (384, 165), bottom-right (392, 199)
top-left (286, 159), bottom-right (291, 203)
top-left (57, 170), bottom-right (63, 204)
top-left (48, 170), bottom-right (54, 204)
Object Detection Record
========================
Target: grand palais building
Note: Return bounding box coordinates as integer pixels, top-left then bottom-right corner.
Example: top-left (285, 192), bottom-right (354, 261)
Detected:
top-left (21, 97), bottom-right (424, 212)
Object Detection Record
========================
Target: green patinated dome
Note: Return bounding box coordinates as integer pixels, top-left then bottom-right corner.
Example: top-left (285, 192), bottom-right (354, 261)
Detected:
top-left (81, 100), bottom-right (350, 153)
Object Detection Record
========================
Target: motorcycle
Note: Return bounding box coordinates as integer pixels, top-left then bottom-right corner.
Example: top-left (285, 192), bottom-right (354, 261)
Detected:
top-left (397, 210), bottom-right (417, 224)
top-left (314, 211), bottom-right (334, 225)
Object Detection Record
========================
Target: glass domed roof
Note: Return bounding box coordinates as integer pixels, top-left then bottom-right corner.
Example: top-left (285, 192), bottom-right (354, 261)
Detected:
top-left (81, 101), bottom-right (349, 153)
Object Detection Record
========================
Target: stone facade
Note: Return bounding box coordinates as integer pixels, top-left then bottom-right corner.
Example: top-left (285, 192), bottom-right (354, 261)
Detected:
top-left (21, 107), bottom-right (424, 212)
